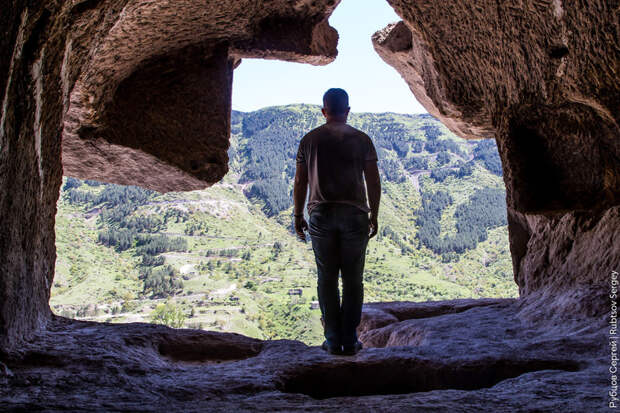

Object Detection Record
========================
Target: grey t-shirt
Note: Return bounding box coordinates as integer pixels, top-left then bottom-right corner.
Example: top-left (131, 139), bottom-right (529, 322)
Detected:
top-left (296, 122), bottom-right (378, 215)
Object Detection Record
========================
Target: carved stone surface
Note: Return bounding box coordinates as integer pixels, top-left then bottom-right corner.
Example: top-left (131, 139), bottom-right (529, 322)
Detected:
top-left (1, 0), bottom-right (618, 408)
top-left (509, 205), bottom-right (619, 320)
top-left (0, 300), bottom-right (607, 410)
top-left (1, 1), bottom-right (65, 349)
top-left (62, 0), bottom-right (340, 192)
top-left (373, 1), bottom-right (619, 213)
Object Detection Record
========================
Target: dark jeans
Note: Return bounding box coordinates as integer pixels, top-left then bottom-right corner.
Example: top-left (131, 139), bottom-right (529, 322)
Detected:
top-left (308, 203), bottom-right (369, 348)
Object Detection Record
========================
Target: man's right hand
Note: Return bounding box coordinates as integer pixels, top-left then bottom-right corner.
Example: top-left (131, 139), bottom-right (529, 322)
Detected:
top-left (369, 214), bottom-right (378, 238)
top-left (295, 216), bottom-right (308, 241)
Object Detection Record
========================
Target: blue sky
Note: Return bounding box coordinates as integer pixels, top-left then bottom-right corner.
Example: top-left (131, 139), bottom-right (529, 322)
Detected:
top-left (231, 0), bottom-right (427, 114)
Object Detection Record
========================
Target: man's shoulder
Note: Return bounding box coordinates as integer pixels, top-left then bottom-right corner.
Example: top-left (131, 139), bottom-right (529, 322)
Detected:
top-left (300, 124), bottom-right (328, 144)
top-left (303, 124), bottom-right (325, 136)
top-left (307, 124), bottom-right (330, 135)
top-left (342, 124), bottom-right (371, 140)
top-left (301, 123), bottom-right (372, 143)
top-left (348, 127), bottom-right (374, 148)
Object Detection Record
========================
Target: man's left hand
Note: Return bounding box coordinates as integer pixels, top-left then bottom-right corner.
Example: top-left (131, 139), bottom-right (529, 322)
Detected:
top-left (295, 216), bottom-right (308, 241)
top-left (369, 214), bottom-right (378, 238)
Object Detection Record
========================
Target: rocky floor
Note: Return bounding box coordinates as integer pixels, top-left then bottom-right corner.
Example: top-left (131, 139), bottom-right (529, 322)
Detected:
top-left (0, 298), bottom-right (608, 412)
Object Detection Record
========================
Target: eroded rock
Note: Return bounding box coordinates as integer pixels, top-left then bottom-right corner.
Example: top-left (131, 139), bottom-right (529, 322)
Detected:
top-left (510, 205), bottom-right (620, 320)
top-left (373, 1), bottom-right (619, 306)
top-left (62, 0), bottom-right (340, 192)
top-left (0, 300), bottom-right (606, 410)
top-left (1, 1), bottom-right (618, 409)
top-left (374, 1), bottom-right (619, 211)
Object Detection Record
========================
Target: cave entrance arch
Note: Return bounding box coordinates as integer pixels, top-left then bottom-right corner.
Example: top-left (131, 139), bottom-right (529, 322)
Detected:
top-left (1, 0), bottom-right (618, 410)
top-left (49, 0), bottom-right (516, 344)
top-left (3, 0), bottom-right (618, 350)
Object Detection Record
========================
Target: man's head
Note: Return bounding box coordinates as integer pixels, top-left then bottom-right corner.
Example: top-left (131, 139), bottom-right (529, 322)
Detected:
top-left (322, 88), bottom-right (350, 123)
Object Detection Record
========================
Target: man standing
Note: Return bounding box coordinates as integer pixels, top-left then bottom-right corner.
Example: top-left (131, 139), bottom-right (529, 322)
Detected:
top-left (293, 88), bottom-right (381, 356)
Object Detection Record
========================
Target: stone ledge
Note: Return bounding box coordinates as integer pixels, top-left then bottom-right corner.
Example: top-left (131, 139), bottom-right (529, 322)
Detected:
top-left (0, 298), bottom-right (606, 411)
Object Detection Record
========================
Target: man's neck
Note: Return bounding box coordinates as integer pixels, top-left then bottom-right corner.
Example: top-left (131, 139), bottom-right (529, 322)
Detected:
top-left (326, 118), bottom-right (347, 124)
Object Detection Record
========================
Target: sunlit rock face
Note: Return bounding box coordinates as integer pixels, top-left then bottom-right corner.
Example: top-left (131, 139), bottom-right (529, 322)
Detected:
top-left (373, 0), bottom-right (619, 314)
top-left (0, 0), bottom-right (339, 348)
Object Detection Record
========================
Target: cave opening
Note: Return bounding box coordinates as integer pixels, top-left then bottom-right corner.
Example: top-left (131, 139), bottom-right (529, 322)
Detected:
top-left (1, 0), bottom-right (617, 410)
top-left (50, 0), bottom-right (516, 347)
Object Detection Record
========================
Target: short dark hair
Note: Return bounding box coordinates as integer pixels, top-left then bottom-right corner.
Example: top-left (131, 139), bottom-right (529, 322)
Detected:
top-left (323, 88), bottom-right (349, 115)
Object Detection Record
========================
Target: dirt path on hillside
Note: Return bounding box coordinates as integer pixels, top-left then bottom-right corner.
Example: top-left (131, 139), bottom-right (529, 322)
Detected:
top-left (406, 151), bottom-right (474, 193)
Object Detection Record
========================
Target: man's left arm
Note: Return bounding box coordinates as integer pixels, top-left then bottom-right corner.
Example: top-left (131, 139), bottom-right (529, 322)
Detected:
top-left (293, 161), bottom-right (309, 241)
top-left (363, 135), bottom-right (381, 238)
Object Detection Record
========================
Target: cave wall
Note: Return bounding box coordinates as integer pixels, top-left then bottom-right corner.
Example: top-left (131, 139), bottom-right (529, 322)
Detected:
top-left (2, 0), bottom-right (618, 349)
top-left (0, 1), bottom-right (65, 350)
top-left (62, 0), bottom-right (339, 192)
top-left (0, 0), bottom-right (341, 349)
top-left (373, 0), bottom-right (620, 310)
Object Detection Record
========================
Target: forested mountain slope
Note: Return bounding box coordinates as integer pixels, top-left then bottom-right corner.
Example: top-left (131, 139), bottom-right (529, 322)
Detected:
top-left (53, 104), bottom-right (516, 345)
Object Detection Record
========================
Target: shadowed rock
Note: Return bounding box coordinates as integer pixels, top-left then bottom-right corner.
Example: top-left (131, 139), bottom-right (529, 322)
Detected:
top-left (62, 0), bottom-right (340, 192)
top-left (0, 300), bottom-right (604, 410)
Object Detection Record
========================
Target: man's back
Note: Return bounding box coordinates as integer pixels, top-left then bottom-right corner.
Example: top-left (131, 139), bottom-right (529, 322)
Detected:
top-left (296, 123), bottom-right (377, 214)
top-left (293, 88), bottom-right (381, 355)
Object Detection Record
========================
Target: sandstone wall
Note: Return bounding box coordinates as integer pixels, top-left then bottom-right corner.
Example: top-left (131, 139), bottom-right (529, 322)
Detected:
top-left (373, 0), bottom-right (620, 311)
top-left (62, 0), bottom-right (339, 192)
top-left (0, 1), bottom-right (65, 349)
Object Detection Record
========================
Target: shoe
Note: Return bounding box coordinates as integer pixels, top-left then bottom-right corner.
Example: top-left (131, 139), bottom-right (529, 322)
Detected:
top-left (341, 341), bottom-right (363, 356)
top-left (321, 340), bottom-right (343, 355)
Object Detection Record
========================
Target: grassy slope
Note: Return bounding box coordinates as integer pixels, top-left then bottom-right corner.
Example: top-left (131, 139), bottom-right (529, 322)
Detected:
top-left (52, 105), bottom-right (517, 346)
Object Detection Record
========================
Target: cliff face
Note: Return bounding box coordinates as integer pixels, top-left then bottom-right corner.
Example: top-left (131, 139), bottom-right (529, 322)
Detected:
top-left (372, 0), bottom-right (620, 314)
top-left (0, 0), bottom-right (618, 409)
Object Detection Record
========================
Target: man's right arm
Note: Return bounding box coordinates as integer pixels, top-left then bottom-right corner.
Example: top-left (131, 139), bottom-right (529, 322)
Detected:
top-left (294, 138), bottom-right (309, 241)
top-left (364, 160), bottom-right (381, 238)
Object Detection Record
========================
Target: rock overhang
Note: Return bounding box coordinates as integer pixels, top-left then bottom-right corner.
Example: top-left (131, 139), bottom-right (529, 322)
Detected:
top-left (371, 1), bottom-right (620, 215)
top-left (61, 0), bottom-right (341, 192)
top-left (370, 1), bottom-right (620, 304)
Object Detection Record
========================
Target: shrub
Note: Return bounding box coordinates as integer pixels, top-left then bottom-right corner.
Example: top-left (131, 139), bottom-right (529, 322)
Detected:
top-left (436, 151), bottom-right (451, 166)
top-left (150, 301), bottom-right (186, 328)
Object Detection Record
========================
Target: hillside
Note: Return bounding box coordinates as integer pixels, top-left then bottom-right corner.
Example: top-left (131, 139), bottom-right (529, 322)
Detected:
top-left (52, 104), bottom-right (517, 345)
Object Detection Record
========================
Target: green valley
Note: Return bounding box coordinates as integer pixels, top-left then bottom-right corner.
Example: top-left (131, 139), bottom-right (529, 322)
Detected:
top-left (52, 104), bottom-right (517, 346)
